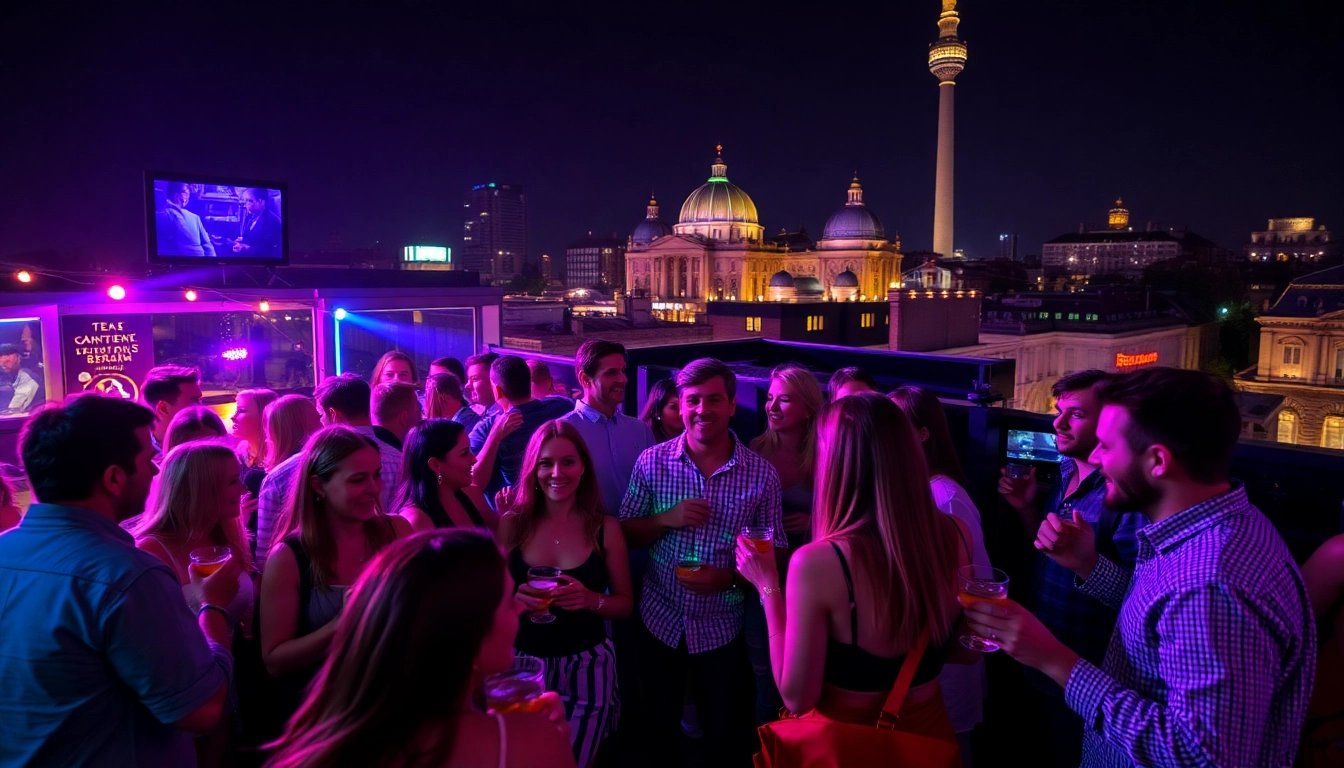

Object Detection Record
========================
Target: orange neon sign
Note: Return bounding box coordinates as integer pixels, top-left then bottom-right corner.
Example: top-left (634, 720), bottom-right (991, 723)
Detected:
top-left (1116, 351), bottom-right (1159, 368)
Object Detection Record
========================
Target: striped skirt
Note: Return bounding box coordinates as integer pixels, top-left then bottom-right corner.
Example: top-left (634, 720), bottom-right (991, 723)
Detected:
top-left (537, 638), bottom-right (621, 768)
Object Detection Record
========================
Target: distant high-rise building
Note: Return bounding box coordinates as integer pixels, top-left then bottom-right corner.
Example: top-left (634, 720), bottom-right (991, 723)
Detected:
top-left (1042, 200), bottom-right (1227, 277)
top-left (566, 235), bottom-right (625, 289)
top-left (541, 253), bottom-right (553, 283)
top-left (929, 0), bottom-right (967, 258)
top-left (462, 183), bottom-right (527, 285)
top-left (999, 233), bottom-right (1018, 261)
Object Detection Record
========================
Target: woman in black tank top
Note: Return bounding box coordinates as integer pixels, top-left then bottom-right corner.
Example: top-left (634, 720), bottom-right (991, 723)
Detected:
top-left (498, 420), bottom-right (634, 768)
top-left (396, 419), bottom-right (498, 533)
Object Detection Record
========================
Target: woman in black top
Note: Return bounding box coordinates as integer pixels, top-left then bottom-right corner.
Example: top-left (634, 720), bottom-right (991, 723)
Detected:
top-left (498, 420), bottom-right (633, 768)
top-left (397, 418), bottom-right (498, 533)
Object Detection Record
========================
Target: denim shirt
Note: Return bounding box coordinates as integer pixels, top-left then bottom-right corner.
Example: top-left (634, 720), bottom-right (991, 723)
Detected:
top-left (0, 504), bottom-right (231, 767)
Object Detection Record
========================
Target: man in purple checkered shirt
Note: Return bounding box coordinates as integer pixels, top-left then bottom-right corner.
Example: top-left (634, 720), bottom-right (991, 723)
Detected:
top-left (968, 368), bottom-right (1314, 767)
top-left (620, 358), bottom-right (784, 768)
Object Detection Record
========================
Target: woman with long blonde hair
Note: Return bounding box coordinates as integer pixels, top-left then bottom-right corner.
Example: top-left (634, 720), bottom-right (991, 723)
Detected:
top-left (259, 426), bottom-right (412, 725)
top-left (737, 393), bottom-right (973, 743)
top-left (497, 420), bottom-right (632, 767)
top-left (233, 388), bottom-right (279, 469)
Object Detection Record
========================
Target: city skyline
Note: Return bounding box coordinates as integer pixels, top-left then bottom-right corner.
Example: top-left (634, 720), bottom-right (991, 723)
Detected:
top-left (0, 1), bottom-right (1340, 271)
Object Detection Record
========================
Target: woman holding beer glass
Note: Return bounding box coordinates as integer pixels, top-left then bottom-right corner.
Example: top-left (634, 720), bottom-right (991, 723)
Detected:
top-left (735, 394), bottom-right (974, 743)
top-left (259, 427), bottom-right (412, 721)
top-left (498, 420), bottom-right (633, 768)
top-left (397, 418), bottom-right (498, 532)
top-left (267, 529), bottom-right (575, 768)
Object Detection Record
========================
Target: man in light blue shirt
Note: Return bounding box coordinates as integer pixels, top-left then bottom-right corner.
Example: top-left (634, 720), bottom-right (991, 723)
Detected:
top-left (155, 182), bottom-right (217, 258)
top-left (559, 340), bottom-right (655, 516)
top-left (0, 394), bottom-right (239, 767)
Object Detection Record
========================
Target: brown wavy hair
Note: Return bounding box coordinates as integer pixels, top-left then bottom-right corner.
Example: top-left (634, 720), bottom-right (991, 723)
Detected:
top-left (267, 529), bottom-right (507, 768)
top-left (500, 420), bottom-right (605, 549)
top-left (813, 393), bottom-right (959, 646)
top-left (272, 426), bottom-right (398, 588)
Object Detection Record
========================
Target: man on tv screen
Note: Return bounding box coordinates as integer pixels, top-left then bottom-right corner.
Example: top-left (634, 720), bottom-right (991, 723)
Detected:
top-left (231, 187), bottom-right (281, 258)
top-left (155, 182), bottom-right (216, 258)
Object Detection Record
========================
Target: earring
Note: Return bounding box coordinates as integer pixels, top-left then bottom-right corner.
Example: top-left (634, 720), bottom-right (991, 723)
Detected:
top-left (436, 473), bottom-right (443, 486)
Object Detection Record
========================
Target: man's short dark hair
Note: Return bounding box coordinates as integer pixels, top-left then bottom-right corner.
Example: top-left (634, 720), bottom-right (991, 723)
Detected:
top-left (315, 373), bottom-right (371, 419)
top-left (828, 367), bottom-right (876, 396)
top-left (431, 356), bottom-right (467, 382)
top-left (164, 181), bottom-right (190, 197)
top-left (490, 356), bottom-right (532, 402)
top-left (20, 394), bottom-right (155, 503)
top-left (372, 382), bottom-right (420, 423)
top-left (1096, 367), bottom-right (1241, 485)
top-left (243, 187), bottom-right (268, 206)
top-left (527, 359), bottom-right (553, 382)
top-left (465, 352), bottom-right (499, 372)
top-left (575, 340), bottom-right (627, 380)
top-left (1051, 369), bottom-right (1113, 400)
top-left (142, 365), bottom-right (200, 408)
top-left (0, 343), bottom-right (20, 357)
top-left (676, 358), bottom-right (736, 400)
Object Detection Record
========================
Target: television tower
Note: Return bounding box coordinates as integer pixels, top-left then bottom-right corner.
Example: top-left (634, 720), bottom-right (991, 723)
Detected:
top-left (929, 0), bottom-right (967, 258)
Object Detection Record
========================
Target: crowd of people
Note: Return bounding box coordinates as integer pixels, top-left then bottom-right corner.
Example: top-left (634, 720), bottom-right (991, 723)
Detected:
top-left (0, 343), bottom-right (1341, 768)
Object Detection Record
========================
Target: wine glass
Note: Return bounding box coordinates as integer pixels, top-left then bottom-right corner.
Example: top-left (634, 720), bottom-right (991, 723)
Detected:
top-left (957, 565), bottom-right (1010, 652)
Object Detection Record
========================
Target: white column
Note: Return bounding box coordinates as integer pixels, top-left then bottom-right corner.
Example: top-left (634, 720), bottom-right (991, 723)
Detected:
top-left (932, 82), bottom-right (956, 258)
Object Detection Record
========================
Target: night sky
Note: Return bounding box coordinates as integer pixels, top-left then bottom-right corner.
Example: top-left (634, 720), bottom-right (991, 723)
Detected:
top-left (2, 1), bottom-right (1340, 271)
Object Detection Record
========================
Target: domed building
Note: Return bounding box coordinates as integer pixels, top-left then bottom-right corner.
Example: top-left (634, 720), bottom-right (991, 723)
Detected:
top-left (625, 147), bottom-right (903, 320)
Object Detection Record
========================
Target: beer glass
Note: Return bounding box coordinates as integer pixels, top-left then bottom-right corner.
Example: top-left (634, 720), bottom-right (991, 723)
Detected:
top-left (957, 565), bottom-right (1010, 652)
top-left (740, 526), bottom-right (773, 554)
top-left (526, 566), bottom-right (562, 624)
top-left (189, 546), bottom-right (232, 576)
top-left (485, 656), bottom-right (547, 714)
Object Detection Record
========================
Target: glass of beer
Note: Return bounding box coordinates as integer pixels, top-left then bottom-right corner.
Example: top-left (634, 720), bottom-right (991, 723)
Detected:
top-left (675, 553), bottom-right (702, 580)
top-left (1005, 463), bottom-right (1031, 480)
top-left (189, 546), bottom-right (232, 577)
top-left (485, 655), bottom-right (547, 714)
top-left (525, 566), bottom-right (563, 624)
top-left (740, 526), bottom-right (773, 554)
top-left (957, 565), bottom-right (1010, 652)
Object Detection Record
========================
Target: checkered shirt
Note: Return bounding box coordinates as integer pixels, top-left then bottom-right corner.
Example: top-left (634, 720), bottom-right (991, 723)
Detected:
top-left (1064, 483), bottom-right (1316, 767)
top-left (619, 432), bottom-right (784, 653)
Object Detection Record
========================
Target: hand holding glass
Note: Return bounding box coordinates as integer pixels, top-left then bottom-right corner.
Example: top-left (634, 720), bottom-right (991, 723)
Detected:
top-left (485, 656), bottom-right (547, 714)
top-left (525, 566), bottom-right (563, 624)
top-left (189, 546), bottom-right (232, 576)
top-left (957, 565), bottom-right (1010, 652)
top-left (740, 526), bottom-right (774, 553)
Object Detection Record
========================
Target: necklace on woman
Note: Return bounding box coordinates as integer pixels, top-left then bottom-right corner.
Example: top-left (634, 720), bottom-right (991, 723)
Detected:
top-left (553, 514), bottom-right (578, 546)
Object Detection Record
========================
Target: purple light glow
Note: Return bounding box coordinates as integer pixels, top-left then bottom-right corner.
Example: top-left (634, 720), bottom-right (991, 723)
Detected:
top-left (222, 347), bottom-right (248, 361)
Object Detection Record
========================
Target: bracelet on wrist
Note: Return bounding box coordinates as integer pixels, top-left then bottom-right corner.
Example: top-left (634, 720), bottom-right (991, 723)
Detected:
top-left (595, 595), bottom-right (606, 612)
top-left (759, 585), bottom-right (783, 605)
top-left (197, 604), bottom-right (228, 622)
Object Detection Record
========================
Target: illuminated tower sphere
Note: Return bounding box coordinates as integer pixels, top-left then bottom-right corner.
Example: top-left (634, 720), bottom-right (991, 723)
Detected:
top-left (1108, 198), bottom-right (1130, 230)
top-left (929, 0), bottom-right (967, 258)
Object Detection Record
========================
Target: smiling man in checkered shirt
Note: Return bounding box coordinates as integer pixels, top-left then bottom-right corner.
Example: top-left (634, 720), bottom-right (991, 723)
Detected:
top-left (620, 358), bottom-right (783, 768)
top-left (967, 368), bottom-right (1315, 767)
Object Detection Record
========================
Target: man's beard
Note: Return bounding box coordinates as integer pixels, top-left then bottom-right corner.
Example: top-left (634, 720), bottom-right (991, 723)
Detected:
top-left (1104, 462), bottom-right (1158, 512)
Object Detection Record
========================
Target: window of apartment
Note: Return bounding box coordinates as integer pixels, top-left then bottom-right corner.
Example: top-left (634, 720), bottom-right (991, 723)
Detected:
top-left (745, 316), bottom-right (761, 332)
top-left (806, 315), bottom-right (824, 332)
top-left (1067, 313), bottom-right (1080, 321)
top-left (1086, 313), bottom-right (1099, 321)
top-left (1335, 348), bottom-right (1344, 382)
top-left (1278, 411), bottom-right (1299, 444)
top-left (860, 312), bottom-right (875, 328)
top-left (1054, 312), bottom-right (1062, 320)
top-left (1323, 416), bottom-right (1344, 450)
top-left (1039, 312), bottom-right (1049, 320)
top-left (1283, 346), bottom-right (1302, 365)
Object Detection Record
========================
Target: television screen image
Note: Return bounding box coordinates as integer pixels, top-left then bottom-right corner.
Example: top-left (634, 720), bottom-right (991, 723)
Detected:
top-left (146, 172), bottom-right (288, 266)
top-left (1006, 429), bottom-right (1061, 463)
top-left (0, 318), bottom-right (46, 419)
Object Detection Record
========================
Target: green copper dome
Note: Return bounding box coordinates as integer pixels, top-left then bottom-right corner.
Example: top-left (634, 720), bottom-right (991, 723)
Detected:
top-left (679, 148), bottom-right (759, 225)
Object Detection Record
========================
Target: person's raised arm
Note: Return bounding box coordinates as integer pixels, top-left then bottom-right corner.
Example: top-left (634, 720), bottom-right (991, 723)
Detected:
top-left (998, 467), bottom-right (1039, 538)
top-left (259, 544), bottom-right (338, 677)
top-left (470, 411), bottom-right (523, 492)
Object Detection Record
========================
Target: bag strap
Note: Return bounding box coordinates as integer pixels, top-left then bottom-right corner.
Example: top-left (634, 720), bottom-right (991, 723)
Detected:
top-left (828, 541), bottom-right (859, 646)
top-left (877, 628), bottom-right (931, 729)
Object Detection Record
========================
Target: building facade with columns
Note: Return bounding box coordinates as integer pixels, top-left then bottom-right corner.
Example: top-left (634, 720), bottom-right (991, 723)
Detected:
top-left (1236, 265), bottom-right (1344, 449)
top-left (624, 148), bottom-right (902, 323)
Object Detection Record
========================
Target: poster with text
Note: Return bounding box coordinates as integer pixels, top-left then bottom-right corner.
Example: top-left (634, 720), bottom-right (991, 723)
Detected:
top-left (62, 314), bottom-right (156, 403)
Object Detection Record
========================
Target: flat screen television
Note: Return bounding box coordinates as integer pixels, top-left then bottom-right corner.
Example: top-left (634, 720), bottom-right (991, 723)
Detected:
top-left (145, 172), bottom-right (288, 266)
top-left (1006, 428), bottom-right (1061, 463)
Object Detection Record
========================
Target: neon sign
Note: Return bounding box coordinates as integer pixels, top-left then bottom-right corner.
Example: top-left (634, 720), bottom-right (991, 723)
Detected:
top-left (1116, 351), bottom-right (1158, 368)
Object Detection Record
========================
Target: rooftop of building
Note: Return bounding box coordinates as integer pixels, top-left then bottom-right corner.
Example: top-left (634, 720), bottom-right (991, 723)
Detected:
top-left (1262, 264), bottom-right (1344, 318)
top-left (1045, 230), bottom-right (1181, 245)
top-left (979, 288), bottom-right (1212, 335)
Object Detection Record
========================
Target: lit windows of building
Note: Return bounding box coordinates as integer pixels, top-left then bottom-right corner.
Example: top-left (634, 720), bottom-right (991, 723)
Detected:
top-left (1278, 410), bottom-right (1299, 444)
top-left (860, 312), bottom-right (875, 328)
top-left (1323, 416), bottom-right (1344, 450)
top-left (746, 316), bottom-right (761, 332)
top-left (806, 315), bottom-right (824, 332)
top-left (1245, 218), bottom-right (1338, 266)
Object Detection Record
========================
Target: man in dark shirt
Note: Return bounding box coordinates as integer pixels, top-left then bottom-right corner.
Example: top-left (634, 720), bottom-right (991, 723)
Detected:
top-left (999, 370), bottom-right (1144, 768)
top-left (0, 393), bottom-right (241, 766)
top-left (231, 187), bottom-right (282, 258)
top-left (468, 355), bottom-right (575, 502)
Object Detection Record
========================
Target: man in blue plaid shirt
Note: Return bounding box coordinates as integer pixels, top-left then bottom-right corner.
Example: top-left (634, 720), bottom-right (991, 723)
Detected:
top-left (971, 368), bottom-right (1314, 767)
top-left (621, 358), bottom-right (783, 768)
top-left (999, 370), bottom-right (1145, 767)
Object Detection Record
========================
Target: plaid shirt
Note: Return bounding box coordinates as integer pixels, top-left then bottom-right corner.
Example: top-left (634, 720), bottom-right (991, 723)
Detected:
top-left (1065, 483), bottom-right (1315, 767)
top-left (1031, 460), bottom-right (1144, 674)
top-left (619, 433), bottom-right (784, 653)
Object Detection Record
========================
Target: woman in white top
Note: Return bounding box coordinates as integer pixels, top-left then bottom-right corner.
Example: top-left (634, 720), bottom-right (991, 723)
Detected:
top-left (266, 529), bottom-right (574, 768)
top-left (889, 385), bottom-right (991, 767)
